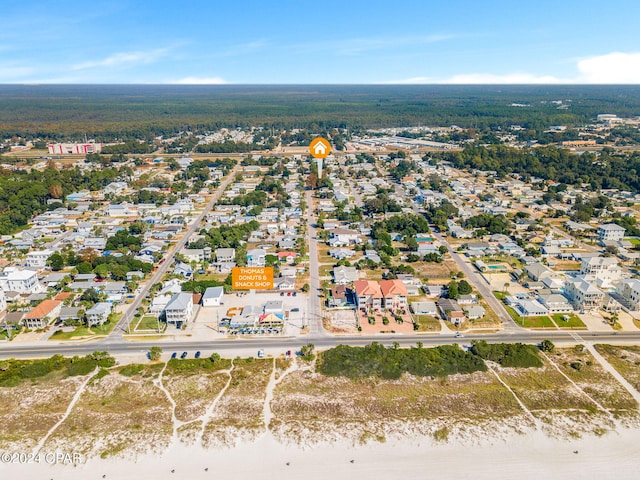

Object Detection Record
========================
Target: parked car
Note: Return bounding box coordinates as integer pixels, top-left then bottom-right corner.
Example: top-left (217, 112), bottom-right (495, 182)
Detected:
top-left (257, 349), bottom-right (265, 358)
top-left (195, 351), bottom-right (201, 359)
top-left (171, 352), bottom-right (177, 359)
top-left (291, 307), bottom-right (299, 312)
top-left (180, 351), bottom-right (188, 359)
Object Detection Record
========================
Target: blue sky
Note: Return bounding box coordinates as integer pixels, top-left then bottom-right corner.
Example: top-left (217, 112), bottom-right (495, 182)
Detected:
top-left (1, 0), bottom-right (640, 84)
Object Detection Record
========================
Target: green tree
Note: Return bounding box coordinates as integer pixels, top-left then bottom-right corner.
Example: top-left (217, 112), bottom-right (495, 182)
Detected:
top-left (447, 280), bottom-right (459, 300)
top-left (149, 346), bottom-right (162, 361)
top-left (458, 280), bottom-right (472, 295)
top-left (539, 339), bottom-right (555, 353)
top-left (47, 252), bottom-right (65, 271)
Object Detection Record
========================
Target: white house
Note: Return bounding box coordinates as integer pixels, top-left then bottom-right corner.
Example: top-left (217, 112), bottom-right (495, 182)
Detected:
top-left (26, 250), bottom-right (54, 269)
top-left (565, 277), bottom-right (604, 311)
top-left (0, 289), bottom-right (6, 312)
top-left (618, 278), bottom-right (640, 311)
top-left (332, 266), bottom-right (359, 285)
top-left (274, 276), bottom-right (295, 290)
top-left (164, 292), bottom-right (193, 326)
top-left (247, 249), bottom-right (266, 267)
top-left (216, 248), bottom-right (236, 262)
top-left (579, 256), bottom-right (622, 287)
top-left (202, 286), bottom-right (225, 307)
top-left (85, 302), bottom-right (112, 327)
top-left (0, 269), bottom-right (42, 294)
top-left (150, 294), bottom-right (172, 315)
top-left (182, 248), bottom-right (211, 263)
top-left (538, 293), bottom-right (573, 313)
top-left (597, 223), bottom-right (626, 242)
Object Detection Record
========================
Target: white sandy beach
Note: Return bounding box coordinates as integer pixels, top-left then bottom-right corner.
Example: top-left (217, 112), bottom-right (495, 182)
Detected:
top-left (3, 428), bottom-right (640, 480)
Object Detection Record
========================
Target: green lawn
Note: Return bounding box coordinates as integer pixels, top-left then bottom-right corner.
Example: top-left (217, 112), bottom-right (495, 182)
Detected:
top-left (552, 313), bottom-right (587, 329)
top-left (520, 316), bottom-right (557, 329)
top-left (625, 237), bottom-right (640, 246)
top-left (50, 326), bottom-right (94, 340)
top-left (135, 316), bottom-right (165, 332)
top-left (49, 313), bottom-right (121, 340)
top-left (414, 315), bottom-right (441, 332)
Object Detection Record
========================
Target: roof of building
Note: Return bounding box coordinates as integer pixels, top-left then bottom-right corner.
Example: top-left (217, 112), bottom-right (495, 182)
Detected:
top-left (202, 286), bottom-right (224, 299)
top-left (165, 292), bottom-right (193, 311)
top-left (379, 279), bottom-right (408, 297)
top-left (599, 223), bottom-right (626, 231)
top-left (353, 280), bottom-right (383, 298)
top-left (23, 299), bottom-right (61, 319)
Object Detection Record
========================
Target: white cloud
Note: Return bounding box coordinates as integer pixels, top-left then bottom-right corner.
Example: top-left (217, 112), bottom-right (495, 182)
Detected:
top-left (172, 76), bottom-right (227, 84)
top-left (577, 52), bottom-right (640, 83)
top-left (383, 51), bottom-right (640, 85)
top-left (72, 48), bottom-right (170, 70)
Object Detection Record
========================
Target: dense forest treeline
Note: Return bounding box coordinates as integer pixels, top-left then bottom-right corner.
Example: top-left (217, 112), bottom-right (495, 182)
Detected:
top-left (0, 165), bottom-right (126, 234)
top-left (444, 144), bottom-right (640, 192)
top-left (1, 85), bottom-right (640, 140)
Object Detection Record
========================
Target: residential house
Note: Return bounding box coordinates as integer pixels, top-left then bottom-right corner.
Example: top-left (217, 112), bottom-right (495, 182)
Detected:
top-left (332, 266), bottom-right (359, 285)
top-left (463, 305), bottom-right (485, 320)
top-left (364, 250), bottom-right (381, 264)
top-left (174, 262), bottom-right (194, 278)
top-left (353, 280), bottom-right (383, 311)
top-left (202, 286), bottom-right (225, 307)
top-left (277, 251), bottom-right (298, 264)
top-left (505, 295), bottom-right (548, 316)
top-left (85, 302), bottom-right (112, 327)
top-left (0, 269), bottom-right (42, 294)
top-left (160, 279), bottom-right (183, 295)
top-left (126, 271), bottom-right (145, 282)
top-left (274, 276), bottom-right (295, 290)
top-left (411, 301), bottom-right (437, 315)
top-left (58, 307), bottom-right (81, 323)
top-left (525, 263), bottom-right (555, 282)
top-left (107, 203), bottom-right (137, 217)
top-left (598, 223), bottom-right (626, 242)
top-left (26, 250), bottom-right (54, 269)
top-left (328, 228), bottom-right (361, 247)
top-left (84, 237), bottom-right (107, 251)
top-left (579, 256), bottom-right (622, 287)
top-left (247, 249), bottom-right (266, 267)
top-left (103, 282), bottom-right (128, 302)
top-left (150, 294), bottom-right (172, 315)
top-left (379, 279), bottom-right (408, 311)
top-left (164, 292), bottom-right (193, 326)
top-left (278, 236), bottom-right (297, 250)
top-left (329, 248), bottom-right (355, 260)
top-left (22, 299), bottom-right (61, 329)
top-left (565, 277), bottom-right (604, 311)
top-left (538, 293), bottom-right (573, 313)
top-left (617, 278), bottom-right (640, 311)
top-left (182, 248), bottom-right (211, 263)
top-left (329, 285), bottom-right (352, 308)
top-left (215, 248), bottom-right (236, 263)
top-left (437, 298), bottom-right (464, 323)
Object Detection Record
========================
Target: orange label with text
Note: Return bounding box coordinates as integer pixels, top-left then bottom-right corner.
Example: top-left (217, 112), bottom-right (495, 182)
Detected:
top-left (232, 267), bottom-right (274, 290)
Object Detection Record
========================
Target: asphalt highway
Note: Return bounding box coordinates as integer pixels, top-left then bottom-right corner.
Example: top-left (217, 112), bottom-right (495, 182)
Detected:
top-left (2, 330), bottom-right (640, 361)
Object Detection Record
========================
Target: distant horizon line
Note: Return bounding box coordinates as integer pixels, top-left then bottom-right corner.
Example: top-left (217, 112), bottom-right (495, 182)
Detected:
top-left (2, 83), bottom-right (640, 87)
